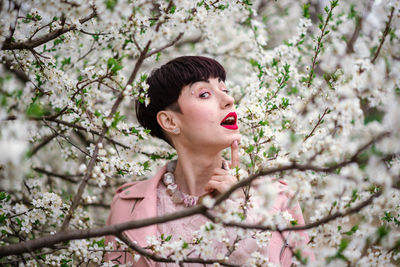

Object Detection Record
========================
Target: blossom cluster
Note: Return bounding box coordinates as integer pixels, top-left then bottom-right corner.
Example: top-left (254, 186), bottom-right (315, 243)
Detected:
top-left (0, 0), bottom-right (399, 266)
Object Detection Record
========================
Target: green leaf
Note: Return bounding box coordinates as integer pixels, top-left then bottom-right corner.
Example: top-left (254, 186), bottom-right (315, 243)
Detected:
top-left (267, 145), bottom-right (279, 157)
top-left (155, 52), bottom-right (161, 61)
top-left (105, 0), bottom-right (118, 10)
top-left (293, 248), bottom-right (308, 265)
top-left (271, 58), bottom-right (278, 68)
top-left (26, 102), bottom-right (46, 118)
top-left (205, 223), bottom-right (214, 231)
top-left (15, 218), bottom-right (22, 226)
top-left (377, 225), bottom-right (390, 242)
top-left (303, 4), bottom-right (310, 18)
top-left (61, 57), bottom-right (71, 68)
top-left (318, 15), bottom-right (324, 24)
top-left (94, 110), bottom-right (102, 117)
top-left (344, 225), bottom-right (358, 236)
top-left (350, 189), bottom-right (358, 203)
top-left (111, 111), bottom-right (126, 128)
top-left (0, 214), bottom-right (7, 225)
top-left (107, 57), bottom-right (123, 75)
top-left (91, 238), bottom-right (105, 248)
top-left (60, 258), bottom-right (72, 267)
top-left (364, 107), bottom-right (384, 124)
top-left (234, 212), bottom-right (246, 221)
top-left (169, 5), bottom-right (176, 14)
top-left (53, 35), bottom-right (65, 46)
top-left (287, 87), bottom-right (298, 95)
top-left (249, 59), bottom-right (259, 67)
top-left (245, 145), bottom-right (254, 153)
top-left (382, 211), bottom-right (394, 222)
top-left (281, 97), bottom-right (289, 108)
top-left (0, 192), bottom-right (9, 201)
top-left (338, 238), bottom-right (349, 253)
top-left (140, 73), bottom-right (148, 82)
top-left (242, 0), bottom-right (252, 5)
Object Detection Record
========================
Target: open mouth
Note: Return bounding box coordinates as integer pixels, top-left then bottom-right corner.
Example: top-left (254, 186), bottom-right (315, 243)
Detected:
top-left (220, 112), bottom-right (238, 130)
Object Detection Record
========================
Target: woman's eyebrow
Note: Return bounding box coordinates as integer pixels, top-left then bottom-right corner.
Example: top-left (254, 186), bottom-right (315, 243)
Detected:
top-left (189, 79), bottom-right (210, 89)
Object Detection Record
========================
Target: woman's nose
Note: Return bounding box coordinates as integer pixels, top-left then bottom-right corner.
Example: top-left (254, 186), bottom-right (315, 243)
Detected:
top-left (220, 91), bottom-right (234, 109)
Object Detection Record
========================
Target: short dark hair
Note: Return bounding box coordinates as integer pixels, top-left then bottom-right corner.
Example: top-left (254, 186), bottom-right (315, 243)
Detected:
top-left (135, 56), bottom-right (226, 145)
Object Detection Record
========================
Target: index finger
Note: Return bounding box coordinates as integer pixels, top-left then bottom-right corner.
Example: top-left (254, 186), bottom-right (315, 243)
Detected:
top-left (230, 140), bottom-right (239, 169)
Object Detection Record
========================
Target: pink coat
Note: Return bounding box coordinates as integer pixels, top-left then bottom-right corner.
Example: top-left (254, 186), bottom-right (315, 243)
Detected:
top-left (105, 164), bottom-right (314, 266)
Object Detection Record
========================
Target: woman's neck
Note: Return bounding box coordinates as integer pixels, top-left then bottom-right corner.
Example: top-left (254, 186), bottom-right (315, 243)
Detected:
top-left (173, 147), bottom-right (222, 196)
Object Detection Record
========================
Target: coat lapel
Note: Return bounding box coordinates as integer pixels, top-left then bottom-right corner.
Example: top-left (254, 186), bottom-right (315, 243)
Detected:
top-left (119, 164), bottom-right (167, 248)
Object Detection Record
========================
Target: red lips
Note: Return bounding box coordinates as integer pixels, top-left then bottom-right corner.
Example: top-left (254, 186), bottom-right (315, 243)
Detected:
top-left (220, 112), bottom-right (238, 130)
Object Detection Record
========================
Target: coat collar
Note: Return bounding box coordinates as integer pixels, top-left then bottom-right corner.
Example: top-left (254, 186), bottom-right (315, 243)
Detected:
top-left (119, 164), bottom-right (167, 199)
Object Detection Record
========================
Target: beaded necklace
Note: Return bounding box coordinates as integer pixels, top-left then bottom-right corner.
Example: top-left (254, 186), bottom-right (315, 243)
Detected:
top-left (162, 160), bottom-right (228, 207)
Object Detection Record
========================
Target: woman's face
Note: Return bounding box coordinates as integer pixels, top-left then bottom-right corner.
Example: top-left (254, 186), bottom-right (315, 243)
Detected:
top-left (173, 77), bottom-right (240, 150)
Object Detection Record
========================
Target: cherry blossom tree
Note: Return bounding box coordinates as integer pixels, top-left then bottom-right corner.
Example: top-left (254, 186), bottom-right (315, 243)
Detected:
top-left (0, 0), bottom-right (399, 266)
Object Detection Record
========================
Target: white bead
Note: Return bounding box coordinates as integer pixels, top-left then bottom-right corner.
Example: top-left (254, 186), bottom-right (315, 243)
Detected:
top-left (163, 172), bottom-right (174, 185)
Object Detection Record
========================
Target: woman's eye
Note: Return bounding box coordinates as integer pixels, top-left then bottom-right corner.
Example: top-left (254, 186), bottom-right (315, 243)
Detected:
top-left (222, 89), bottom-right (230, 94)
top-left (199, 92), bottom-right (210, 98)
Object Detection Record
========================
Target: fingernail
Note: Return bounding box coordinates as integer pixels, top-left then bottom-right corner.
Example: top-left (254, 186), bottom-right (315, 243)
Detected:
top-left (232, 140), bottom-right (238, 147)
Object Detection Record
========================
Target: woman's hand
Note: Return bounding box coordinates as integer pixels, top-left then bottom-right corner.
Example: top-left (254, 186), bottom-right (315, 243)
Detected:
top-left (204, 140), bottom-right (239, 194)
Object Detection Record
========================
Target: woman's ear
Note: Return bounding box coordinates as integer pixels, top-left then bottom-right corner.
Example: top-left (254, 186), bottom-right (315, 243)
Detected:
top-left (156, 110), bottom-right (180, 134)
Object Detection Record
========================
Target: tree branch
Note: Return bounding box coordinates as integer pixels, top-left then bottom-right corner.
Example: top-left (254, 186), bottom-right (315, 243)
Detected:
top-left (1, 57), bottom-right (29, 82)
top-left (33, 167), bottom-right (83, 183)
top-left (346, 1), bottom-right (373, 54)
top-left (146, 32), bottom-right (184, 58)
top-left (0, 132), bottom-right (390, 257)
top-left (57, 1), bottom-right (180, 231)
top-left (1, 7), bottom-right (97, 50)
top-left (60, 33), bottom-right (154, 231)
top-left (205, 189), bottom-right (382, 232)
top-left (47, 118), bottom-right (130, 149)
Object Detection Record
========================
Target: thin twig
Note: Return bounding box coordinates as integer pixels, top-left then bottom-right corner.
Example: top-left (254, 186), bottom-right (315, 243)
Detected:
top-left (30, 133), bottom-right (59, 156)
top-left (117, 233), bottom-right (241, 267)
top-left (371, 7), bottom-right (395, 64)
top-left (306, 1), bottom-right (338, 88)
top-left (43, 120), bottom-right (91, 157)
top-left (304, 108), bottom-right (329, 141)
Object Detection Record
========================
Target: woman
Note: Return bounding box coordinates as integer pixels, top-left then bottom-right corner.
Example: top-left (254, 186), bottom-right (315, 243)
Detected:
top-left (105, 56), bottom-right (313, 266)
